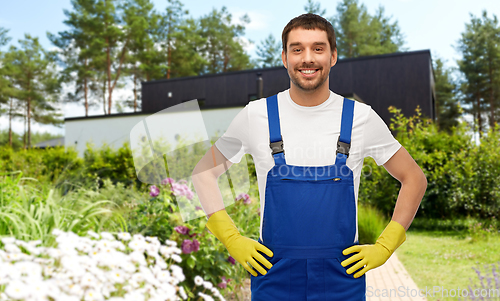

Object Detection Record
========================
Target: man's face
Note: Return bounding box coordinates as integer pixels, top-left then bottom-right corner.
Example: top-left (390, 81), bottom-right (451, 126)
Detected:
top-left (282, 27), bottom-right (337, 92)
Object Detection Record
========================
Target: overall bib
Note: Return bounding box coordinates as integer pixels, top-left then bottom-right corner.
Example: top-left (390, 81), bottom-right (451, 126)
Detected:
top-left (250, 94), bottom-right (366, 301)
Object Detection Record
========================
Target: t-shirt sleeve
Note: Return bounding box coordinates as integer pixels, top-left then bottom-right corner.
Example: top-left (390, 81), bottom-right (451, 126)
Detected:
top-left (362, 108), bottom-right (402, 166)
top-left (214, 105), bottom-right (250, 164)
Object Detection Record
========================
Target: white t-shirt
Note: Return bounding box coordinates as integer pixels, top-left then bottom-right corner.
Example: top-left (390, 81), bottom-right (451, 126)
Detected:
top-left (215, 89), bottom-right (402, 241)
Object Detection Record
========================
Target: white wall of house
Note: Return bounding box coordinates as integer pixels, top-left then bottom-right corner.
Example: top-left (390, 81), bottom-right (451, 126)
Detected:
top-left (65, 105), bottom-right (244, 157)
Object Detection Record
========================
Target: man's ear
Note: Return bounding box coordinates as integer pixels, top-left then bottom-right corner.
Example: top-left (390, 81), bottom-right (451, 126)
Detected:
top-left (331, 48), bottom-right (338, 67)
top-left (282, 50), bottom-right (287, 69)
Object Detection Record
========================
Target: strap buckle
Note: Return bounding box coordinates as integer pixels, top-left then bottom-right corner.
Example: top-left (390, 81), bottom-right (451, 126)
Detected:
top-left (336, 137), bottom-right (350, 158)
top-left (270, 137), bottom-right (284, 155)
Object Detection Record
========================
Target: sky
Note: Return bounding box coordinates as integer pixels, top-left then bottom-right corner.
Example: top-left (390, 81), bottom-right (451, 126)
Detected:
top-left (1, 0), bottom-right (500, 137)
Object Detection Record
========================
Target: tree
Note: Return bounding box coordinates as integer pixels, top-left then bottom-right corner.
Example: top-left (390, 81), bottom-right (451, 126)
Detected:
top-left (304, 0), bottom-right (326, 16)
top-left (456, 11), bottom-right (500, 135)
top-left (3, 35), bottom-right (62, 149)
top-left (198, 7), bottom-right (253, 74)
top-left (168, 17), bottom-right (207, 78)
top-left (332, 0), bottom-right (406, 58)
top-left (159, 0), bottom-right (189, 79)
top-left (0, 27), bottom-right (12, 108)
top-left (121, 0), bottom-right (167, 112)
top-left (433, 58), bottom-right (461, 132)
top-left (256, 34), bottom-right (282, 68)
top-left (48, 0), bottom-right (107, 117)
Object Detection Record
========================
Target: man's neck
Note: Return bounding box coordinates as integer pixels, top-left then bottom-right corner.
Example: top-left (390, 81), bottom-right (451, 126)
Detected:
top-left (289, 84), bottom-right (331, 107)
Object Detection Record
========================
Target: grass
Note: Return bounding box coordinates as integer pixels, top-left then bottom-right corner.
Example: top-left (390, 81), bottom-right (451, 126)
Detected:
top-left (397, 227), bottom-right (500, 301)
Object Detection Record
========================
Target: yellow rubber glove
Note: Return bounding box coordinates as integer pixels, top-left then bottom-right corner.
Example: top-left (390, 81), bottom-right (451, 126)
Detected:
top-left (205, 209), bottom-right (274, 276)
top-left (341, 220), bottom-right (406, 278)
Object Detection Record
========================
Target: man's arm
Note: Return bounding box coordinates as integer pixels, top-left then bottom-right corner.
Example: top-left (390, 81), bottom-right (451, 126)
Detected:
top-left (191, 144), bottom-right (233, 218)
top-left (341, 146), bottom-right (426, 277)
top-left (191, 144), bottom-right (274, 276)
top-left (382, 146), bottom-right (427, 231)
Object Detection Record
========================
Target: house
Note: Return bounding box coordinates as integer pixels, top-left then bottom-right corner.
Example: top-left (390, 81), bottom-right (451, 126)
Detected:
top-left (64, 49), bottom-right (435, 157)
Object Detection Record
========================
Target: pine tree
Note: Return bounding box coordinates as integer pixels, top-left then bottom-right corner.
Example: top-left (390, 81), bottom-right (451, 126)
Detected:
top-left (3, 35), bottom-right (62, 149)
top-left (332, 0), bottom-right (406, 58)
top-left (256, 34), bottom-right (282, 68)
top-left (457, 11), bottom-right (500, 135)
top-left (433, 58), bottom-right (461, 132)
top-left (198, 7), bottom-right (253, 74)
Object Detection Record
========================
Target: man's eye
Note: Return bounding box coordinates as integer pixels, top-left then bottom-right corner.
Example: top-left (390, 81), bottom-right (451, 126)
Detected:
top-left (315, 48), bottom-right (323, 51)
top-left (293, 49), bottom-right (301, 52)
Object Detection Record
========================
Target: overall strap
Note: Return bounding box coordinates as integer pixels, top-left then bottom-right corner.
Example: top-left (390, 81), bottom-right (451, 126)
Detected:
top-left (266, 94), bottom-right (286, 165)
top-left (336, 98), bottom-right (355, 165)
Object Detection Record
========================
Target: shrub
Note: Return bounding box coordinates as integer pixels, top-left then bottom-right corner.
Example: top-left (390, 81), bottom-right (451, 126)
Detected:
top-left (357, 204), bottom-right (388, 244)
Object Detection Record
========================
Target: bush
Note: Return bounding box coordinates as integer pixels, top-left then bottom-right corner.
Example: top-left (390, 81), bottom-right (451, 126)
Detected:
top-left (357, 204), bottom-right (388, 244)
top-left (359, 106), bottom-right (500, 222)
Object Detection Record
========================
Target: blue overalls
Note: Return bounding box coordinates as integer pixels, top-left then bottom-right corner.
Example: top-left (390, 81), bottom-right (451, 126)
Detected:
top-left (250, 94), bottom-right (366, 301)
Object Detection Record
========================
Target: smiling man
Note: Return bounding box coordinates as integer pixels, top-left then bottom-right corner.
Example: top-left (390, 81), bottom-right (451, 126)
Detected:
top-left (192, 13), bottom-right (427, 301)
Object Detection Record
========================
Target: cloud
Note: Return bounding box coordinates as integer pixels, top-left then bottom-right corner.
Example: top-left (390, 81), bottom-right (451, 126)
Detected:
top-left (230, 8), bottom-right (270, 31)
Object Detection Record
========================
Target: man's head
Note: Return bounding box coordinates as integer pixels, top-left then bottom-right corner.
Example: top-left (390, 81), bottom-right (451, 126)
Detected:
top-left (281, 14), bottom-right (337, 93)
top-left (282, 13), bottom-right (336, 54)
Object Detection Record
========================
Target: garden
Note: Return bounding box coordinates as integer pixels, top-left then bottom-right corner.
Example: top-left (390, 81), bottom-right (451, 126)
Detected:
top-left (0, 107), bottom-right (499, 301)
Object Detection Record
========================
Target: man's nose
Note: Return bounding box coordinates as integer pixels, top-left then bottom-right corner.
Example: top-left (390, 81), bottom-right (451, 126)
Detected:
top-left (302, 49), bottom-right (315, 64)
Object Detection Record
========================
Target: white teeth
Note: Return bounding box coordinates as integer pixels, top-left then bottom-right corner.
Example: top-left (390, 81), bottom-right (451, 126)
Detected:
top-left (300, 70), bottom-right (317, 74)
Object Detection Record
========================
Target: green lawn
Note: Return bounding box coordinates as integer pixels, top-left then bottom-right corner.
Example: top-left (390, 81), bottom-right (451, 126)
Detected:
top-left (397, 229), bottom-right (500, 301)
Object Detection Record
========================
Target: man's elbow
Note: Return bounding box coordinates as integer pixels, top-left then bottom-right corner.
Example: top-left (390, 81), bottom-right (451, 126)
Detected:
top-left (417, 167), bottom-right (427, 196)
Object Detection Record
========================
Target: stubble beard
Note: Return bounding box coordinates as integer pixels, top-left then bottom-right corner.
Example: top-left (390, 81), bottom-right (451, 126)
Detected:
top-left (288, 66), bottom-right (330, 92)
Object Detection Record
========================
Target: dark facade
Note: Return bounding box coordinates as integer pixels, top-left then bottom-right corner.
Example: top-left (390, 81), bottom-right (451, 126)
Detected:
top-left (142, 50), bottom-right (435, 125)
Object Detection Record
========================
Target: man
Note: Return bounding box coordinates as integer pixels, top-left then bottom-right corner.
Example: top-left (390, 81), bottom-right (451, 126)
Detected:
top-left (192, 13), bottom-right (427, 301)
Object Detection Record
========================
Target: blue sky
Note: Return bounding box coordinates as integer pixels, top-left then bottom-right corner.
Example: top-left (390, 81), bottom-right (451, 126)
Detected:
top-left (1, 0), bottom-right (500, 136)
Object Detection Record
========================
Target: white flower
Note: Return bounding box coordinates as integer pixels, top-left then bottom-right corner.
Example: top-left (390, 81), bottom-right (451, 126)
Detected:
top-left (5, 280), bottom-right (30, 300)
top-left (100, 232), bottom-right (115, 241)
top-left (129, 251), bottom-right (147, 266)
top-left (203, 281), bottom-right (214, 289)
top-left (28, 279), bottom-right (49, 298)
top-left (4, 243), bottom-right (21, 253)
top-left (198, 292), bottom-right (215, 301)
top-left (84, 288), bottom-right (104, 301)
top-left (14, 261), bottom-right (43, 279)
top-left (117, 232), bottom-right (131, 241)
top-left (87, 230), bottom-right (100, 239)
top-left (1, 237), bottom-right (16, 245)
top-left (107, 269), bottom-right (126, 284)
top-left (128, 239), bottom-right (147, 252)
top-left (156, 270), bottom-right (172, 283)
top-left (194, 275), bottom-right (204, 286)
top-left (132, 234), bottom-right (145, 241)
top-left (124, 290), bottom-right (145, 301)
top-left (179, 286), bottom-right (188, 300)
top-left (165, 239), bottom-right (177, 247)
top-left (171, 254), bottom-right (182, 263)
top-left (81, 272), bottom-right (99, 289)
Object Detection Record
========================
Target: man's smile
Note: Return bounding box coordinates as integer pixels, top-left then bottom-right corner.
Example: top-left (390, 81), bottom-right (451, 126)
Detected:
top-left (298, 68), bottom-right (320, 77)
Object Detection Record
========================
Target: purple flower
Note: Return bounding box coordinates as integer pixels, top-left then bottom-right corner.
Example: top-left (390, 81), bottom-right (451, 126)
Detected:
top-left (227, 256), bottom-right (236, 265)
top-left (236, 193), bottom-right (251, 204)
top-left (174, 226), bottom-right (190, 235)
top-left (161, 177), bottom-right (175, 185)
top-left (171, 182), bottom-right (195, 200)
top-left (218, 276), bottom-right (231, 289)
top-left (195, 206), bottom-right (202, 211)
top-left (149, 185), bottom-right (160, 197)
top-left (181, 239), bottom-right (200, 254)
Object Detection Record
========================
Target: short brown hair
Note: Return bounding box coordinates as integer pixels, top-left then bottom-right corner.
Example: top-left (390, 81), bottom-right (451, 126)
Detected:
top-left (282, 13), bottom-right (336, 53)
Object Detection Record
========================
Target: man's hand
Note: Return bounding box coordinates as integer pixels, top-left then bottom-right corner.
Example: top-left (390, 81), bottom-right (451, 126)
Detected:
top-left (206, 210), bottom-right (274, 276)
top-left (341, 220), bottom-right (406, 278)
